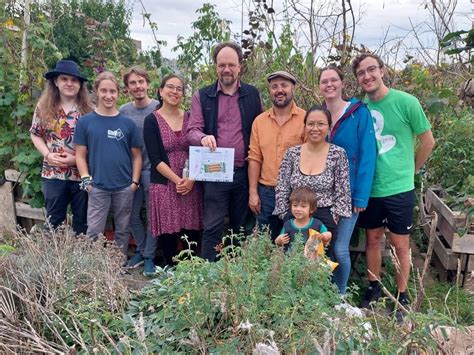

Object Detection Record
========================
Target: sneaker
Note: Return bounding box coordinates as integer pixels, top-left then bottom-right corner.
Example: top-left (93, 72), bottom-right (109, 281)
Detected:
top-left (394, 295), bottom-right (410, 323)
top-left (143, 258), bottom-right (156, 277)
top-left (124, 252), bottom-right (144, 269)
top-left (359, 284), bottom-right (382, 309)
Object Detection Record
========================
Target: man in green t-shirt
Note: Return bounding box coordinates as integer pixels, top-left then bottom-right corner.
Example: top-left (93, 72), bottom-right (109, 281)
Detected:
top-left (352, 53), bottom-right (435, 315)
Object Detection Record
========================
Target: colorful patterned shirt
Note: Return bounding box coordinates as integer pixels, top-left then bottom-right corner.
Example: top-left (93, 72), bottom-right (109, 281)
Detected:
top-left (273, 144), bottom-right (352, 222)
top-left (29, 105), bottom-right (81, 181)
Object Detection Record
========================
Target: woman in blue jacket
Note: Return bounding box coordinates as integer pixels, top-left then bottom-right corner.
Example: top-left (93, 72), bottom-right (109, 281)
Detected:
top-left (319, 65), bottom-right (377, 294)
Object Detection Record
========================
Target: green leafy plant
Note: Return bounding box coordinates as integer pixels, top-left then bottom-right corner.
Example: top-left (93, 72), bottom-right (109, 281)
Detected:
top-left (172, 3), bottom-right (231, 99)
top-left (440, 29), bottom-right (474, 61)
top-left (427, 109), bottom-right (473, 206)
top-left (122, 234), bottom-right (450, 353)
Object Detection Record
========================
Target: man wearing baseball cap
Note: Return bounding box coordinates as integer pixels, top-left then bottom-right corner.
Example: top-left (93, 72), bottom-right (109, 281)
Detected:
top-left (30, 59), bottom-right (92, 234)
top-left (248, 71), bottom-right (306, 240)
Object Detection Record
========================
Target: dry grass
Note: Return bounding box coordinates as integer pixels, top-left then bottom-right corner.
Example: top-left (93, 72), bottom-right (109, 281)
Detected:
top-left (0, 224), bottom-right (130, 353)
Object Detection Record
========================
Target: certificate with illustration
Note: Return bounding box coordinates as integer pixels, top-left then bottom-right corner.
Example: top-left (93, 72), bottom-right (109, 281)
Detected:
top-left (189, 146), bottom-right (234, 182)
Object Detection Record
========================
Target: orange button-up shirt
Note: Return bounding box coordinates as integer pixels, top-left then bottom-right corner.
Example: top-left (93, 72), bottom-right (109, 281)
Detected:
top-left (248, 102), bottom-right (306, 186)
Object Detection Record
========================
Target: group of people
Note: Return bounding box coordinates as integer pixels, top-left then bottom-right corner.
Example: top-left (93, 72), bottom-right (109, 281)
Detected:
top-left (31, 41), bottom-right (435, 312)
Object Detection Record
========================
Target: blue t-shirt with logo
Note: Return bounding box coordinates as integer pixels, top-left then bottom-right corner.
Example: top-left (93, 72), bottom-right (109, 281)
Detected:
top-left (74, 111), bottom-right (142, 191)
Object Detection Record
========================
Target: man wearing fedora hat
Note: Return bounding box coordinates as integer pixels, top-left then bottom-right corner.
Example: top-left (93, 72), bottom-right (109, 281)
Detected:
top-left (248, 71), bottom-right (306, 240)
top-left (30, 59), bottom-right (92, 234)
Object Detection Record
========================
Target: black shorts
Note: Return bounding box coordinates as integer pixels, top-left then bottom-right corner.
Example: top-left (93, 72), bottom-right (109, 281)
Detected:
top-left (358, 189), bottom-right (415, 235)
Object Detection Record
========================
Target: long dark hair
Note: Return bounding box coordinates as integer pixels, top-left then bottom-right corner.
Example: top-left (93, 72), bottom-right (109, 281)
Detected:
top-left (156, 74), bottom-right (185, 109)
top-left (37, 77), bottom-right (92, 127)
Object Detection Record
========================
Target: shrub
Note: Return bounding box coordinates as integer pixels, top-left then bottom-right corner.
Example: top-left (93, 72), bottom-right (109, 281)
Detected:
top-left (123, 233), bottom-right (450, 353)
top-left (427, 109), bottom-right (473, 199)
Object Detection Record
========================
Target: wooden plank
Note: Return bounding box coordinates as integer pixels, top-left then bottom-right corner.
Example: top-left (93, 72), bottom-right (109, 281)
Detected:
top-left (15, 201), bottom-right (46, 221)
top-left (420, 192), bottom-right (474, 247)
top-left (425, 188), bottom-right (466, 228)
top-left (433, 232), bottom-right (457, 270)
top-left (4, 169), bottom-right (25, 183)
top-left (451, 233), bottom-right (474, 255)
top-left (0, 182), bottom-right (17, 234)
top-left (433, 232), bottom-right (474, 272)
top-left (431, 253), bottom-right (449, 282)
top-left (437, 214), bottom-right (456, 247)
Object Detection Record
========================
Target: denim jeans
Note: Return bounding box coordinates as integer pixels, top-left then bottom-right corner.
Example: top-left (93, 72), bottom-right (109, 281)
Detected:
top-left (128, 170), bottom-right (157, 259)
top-left (256, 184), bottom-right (282, 240)
top-left (332, 212), bottom-right (359, 294)
top-left (42, 178), bottom-right (88, 234)
top-left (201, 167), bottom-right (249, 262)
top-left (87, 186), bottom-right (134, 254)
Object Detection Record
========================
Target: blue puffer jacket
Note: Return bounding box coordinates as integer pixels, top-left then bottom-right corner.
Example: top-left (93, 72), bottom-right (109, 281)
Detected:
top-left (328, 98), bottom-right (377, 208)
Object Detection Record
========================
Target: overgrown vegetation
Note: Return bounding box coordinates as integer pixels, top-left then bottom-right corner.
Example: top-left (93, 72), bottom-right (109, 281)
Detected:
top-left (0, 225), bottom-right (129, 353)
top-left (2, 229), bottom-right (469, 353)
top-left (0, 0), bottom-right (165, 206)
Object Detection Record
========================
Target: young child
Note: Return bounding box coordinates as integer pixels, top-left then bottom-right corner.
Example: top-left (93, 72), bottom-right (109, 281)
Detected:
top-left (275, 187), bottom-right (337, 269)
top-left (275, 187), bottom-right (331, 247)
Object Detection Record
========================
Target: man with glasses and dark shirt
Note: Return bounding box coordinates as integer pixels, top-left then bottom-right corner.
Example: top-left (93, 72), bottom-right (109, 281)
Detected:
top-left (187, 42), bottom-right (262, 261)
top-left (352, 53), bottom-right (435, 318)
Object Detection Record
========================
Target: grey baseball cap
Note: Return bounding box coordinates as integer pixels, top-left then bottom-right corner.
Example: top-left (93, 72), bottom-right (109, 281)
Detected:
top-left (267, 70), bottom-right (297, 84)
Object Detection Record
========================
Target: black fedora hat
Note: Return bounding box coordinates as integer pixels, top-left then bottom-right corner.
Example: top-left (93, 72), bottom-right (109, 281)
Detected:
top-left (44, 60), bottom-right (88, 82)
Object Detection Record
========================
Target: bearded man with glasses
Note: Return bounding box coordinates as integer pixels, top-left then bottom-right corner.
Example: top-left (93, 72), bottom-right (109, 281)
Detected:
top-left (187, 42), bottom-right (263, 262)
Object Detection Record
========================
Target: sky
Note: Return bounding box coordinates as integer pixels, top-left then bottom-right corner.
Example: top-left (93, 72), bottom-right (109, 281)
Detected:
top-left (127, 0), bottom-right (472, 60)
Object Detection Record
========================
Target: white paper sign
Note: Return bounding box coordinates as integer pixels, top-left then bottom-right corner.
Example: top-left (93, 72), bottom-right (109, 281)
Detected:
top-left (189, 146), bottom-right (235, 182)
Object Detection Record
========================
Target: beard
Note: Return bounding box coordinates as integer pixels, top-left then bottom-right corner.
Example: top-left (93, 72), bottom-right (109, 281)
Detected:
top-left (219, 74), bottom-right (238, 87)
top-left (131, 90), bottom-right (147, 100)
top-left (271, 93), bottom-right (293, 108)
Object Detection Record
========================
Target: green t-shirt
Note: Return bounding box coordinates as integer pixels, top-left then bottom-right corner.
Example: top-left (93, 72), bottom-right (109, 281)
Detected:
top-left (365, 89), bottom-right (431, 197)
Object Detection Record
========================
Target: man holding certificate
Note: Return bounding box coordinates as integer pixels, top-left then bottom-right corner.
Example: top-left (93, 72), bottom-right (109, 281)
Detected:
top-left (187, 42), bottom-right (263, 261)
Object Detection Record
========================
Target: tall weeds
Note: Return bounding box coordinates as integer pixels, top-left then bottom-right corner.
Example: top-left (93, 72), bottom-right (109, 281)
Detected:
top-left (0, 225), bottom-right (130, 353)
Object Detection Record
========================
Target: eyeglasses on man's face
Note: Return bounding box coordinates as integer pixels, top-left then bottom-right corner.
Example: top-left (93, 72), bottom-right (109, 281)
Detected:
top-left (217, 63), bottom-right (239, 71)
top-left (356, 65), bottom-right (380, 79)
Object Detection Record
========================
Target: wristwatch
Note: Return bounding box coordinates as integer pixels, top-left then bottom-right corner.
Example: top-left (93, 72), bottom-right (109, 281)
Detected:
top-left (132, 181), bottom-right (140, 188)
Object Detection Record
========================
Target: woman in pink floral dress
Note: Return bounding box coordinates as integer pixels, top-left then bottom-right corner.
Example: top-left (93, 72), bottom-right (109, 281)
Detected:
top-left (144, 74), bottom-right (202, 265)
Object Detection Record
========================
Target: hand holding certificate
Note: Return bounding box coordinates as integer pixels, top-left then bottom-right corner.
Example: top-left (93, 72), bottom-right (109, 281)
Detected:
top-left (189, 146), bottom-right (235, 182)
